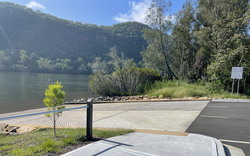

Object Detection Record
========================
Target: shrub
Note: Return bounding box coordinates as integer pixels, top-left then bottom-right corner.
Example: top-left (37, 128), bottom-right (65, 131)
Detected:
top-left (89, 67), bottom-right (160, 96)
top-left (89, 47), bottom-right (161, 96)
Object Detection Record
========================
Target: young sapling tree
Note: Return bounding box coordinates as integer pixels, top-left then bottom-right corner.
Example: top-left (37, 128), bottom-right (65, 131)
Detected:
top-left (43, 81), bottom-right (65, 137)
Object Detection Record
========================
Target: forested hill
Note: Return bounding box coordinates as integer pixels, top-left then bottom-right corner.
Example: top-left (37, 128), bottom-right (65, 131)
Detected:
top-left (0, 2), bottom-right (148, 73)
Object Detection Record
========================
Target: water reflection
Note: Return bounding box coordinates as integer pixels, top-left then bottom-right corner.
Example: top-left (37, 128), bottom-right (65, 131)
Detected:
top-left (0, 72), bottom-right (91, 113)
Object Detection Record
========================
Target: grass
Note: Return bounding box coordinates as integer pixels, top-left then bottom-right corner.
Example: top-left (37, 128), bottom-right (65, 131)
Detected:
top-left (146, 80), bottom-right (249, 99)
top-left (0, 128), bottom-right (133, 156)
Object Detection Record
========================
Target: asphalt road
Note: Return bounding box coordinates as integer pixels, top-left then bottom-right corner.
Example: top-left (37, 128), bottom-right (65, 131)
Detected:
top-left (186, 100), bottom-right (250, 155)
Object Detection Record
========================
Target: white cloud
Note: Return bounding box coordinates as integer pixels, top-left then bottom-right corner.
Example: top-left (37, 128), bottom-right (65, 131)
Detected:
top-left (114, 0), bottom-right (175, 24)
top-left (25, 1), bottom-right (45, 10)
top-left (114, 0), bottom-right (151, 24)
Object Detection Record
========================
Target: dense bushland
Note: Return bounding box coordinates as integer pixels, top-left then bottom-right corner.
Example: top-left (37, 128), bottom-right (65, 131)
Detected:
top-left (89, 47), bottom-right (161, 96)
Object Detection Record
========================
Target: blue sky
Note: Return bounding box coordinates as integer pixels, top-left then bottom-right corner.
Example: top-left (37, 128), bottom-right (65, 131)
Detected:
top-left (0, 0), bottom-right (186, 25)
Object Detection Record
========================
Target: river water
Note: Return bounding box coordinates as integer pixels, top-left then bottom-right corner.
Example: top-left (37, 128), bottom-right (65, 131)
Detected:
top-left (0, 72), bottom-right (92, 114)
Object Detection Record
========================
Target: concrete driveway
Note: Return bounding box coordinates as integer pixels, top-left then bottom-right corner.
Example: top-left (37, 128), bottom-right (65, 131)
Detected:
top-left (0, 101), bottom-right (209, 132)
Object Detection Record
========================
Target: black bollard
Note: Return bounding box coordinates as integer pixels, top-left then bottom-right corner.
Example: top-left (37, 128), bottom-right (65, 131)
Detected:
top-left (86, 98), bottom-right (93, 140)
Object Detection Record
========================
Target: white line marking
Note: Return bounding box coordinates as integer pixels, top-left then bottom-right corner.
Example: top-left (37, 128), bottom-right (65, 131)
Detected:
top-left (212, 99), bottom-right (250, 102)
top-left (208, 106), bottom-right (228, 108)
top-left (201, 115), bottom-right (228, 119)
top-left (97, 142), bottom-right (158, 156)
top-left (220, 139), bottom-right (250, 145)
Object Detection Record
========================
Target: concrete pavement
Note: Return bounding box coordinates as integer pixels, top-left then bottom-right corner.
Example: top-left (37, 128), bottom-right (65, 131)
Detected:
top-left (62, 132), bottom-right (226, 156)
top-left (0, 101), bottom-right (208, 132)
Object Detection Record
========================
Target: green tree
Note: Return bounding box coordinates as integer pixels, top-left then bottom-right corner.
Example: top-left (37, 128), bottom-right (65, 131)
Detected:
top-left (0, 50), bottom-right (12, 70)
top-left (196, 0), bottom-right (250, 91)
top-left (171, 0), bottom-right (196, 81)
top-left (43, 81), bottom-right (65, 137)
top-left (142, 0), bottom-right (178, 79)
top-left (90, 57), bottom-right (110, 74)
top-left (37, 58), bottom-right (55, 72)
top-left (90, 47), bottom-right (160, 96)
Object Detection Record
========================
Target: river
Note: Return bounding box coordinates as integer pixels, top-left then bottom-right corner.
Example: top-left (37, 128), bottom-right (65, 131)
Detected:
top-left (0, 72), bottom-right (92, 114)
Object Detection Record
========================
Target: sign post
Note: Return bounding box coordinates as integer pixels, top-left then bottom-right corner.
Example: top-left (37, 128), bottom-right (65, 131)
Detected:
top-left (231, 67), bottom-right (243, 95)
top-left (231, 79), bottom-right (235, 94)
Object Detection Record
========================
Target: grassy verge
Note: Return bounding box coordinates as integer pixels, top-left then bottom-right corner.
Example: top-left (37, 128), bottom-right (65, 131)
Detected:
top-left (0, 128), bottom-right (133, 156)
top-left (146, 81), bottom-right (249, 99)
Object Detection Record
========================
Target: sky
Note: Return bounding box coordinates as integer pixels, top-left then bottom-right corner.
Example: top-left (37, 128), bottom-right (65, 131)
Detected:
top-left (0, 0), bottom-right (186, 26)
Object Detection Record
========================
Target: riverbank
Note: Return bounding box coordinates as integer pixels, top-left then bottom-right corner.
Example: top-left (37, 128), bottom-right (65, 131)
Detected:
top-left (65, 95), bottom-right (211, 104)
top-left (66, 80), bottom-right (249, 104)
top-left (65, 94), bottom-right (249, 104)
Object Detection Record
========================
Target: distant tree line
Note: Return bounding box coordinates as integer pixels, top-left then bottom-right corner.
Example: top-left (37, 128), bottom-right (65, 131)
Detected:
top-left (0, 2), bottom-right (148, 63)
top-left (0, 49), bottom-right (91, 74)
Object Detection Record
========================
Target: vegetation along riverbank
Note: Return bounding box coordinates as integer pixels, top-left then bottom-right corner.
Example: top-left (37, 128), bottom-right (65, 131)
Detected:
top-left (68, 80), bottom-right (249, 104)
top-left (0, 0), bottom-right (249, 98)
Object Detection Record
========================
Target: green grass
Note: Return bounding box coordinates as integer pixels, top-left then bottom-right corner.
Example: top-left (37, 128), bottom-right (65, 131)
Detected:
top-left (146, 80), bottom-right (249, 99)
top-left (0, 128), bottom-right (133, 156)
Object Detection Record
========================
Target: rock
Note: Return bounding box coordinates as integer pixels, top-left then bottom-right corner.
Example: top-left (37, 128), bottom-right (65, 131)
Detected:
top-left (5, 126), bottom-right (19, 133)
top-left (0, 123), bottom-right (8, 132)
top-left (16, 126), bottom-right (36, 134)
top-left (0, 124), bottom-right (35, 135)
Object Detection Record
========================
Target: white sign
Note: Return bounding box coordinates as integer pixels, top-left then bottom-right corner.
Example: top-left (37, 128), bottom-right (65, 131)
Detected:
top-left (231, 67), bottom-right (243, 79)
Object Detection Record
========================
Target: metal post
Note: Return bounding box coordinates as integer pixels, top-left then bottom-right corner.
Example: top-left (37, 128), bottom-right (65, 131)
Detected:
top-left (237, 79), bottom-right (240, 96)
top-left (86, 98), bottom-right (93, 140)
top-left (231, 79), bottom-right (235, 94)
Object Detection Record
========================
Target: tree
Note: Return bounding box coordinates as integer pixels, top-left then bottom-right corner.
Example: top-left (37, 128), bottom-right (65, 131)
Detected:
top-left (37, 57), bottom-right (55, 72)
top-left (90, 46), bottom-right (160, 96)
top-left (196, 0), bottom-right (250, 91)
top-left (43, 81), bottom-right (65, 137)
top-left (143, 0), bottom-right (178, 80)
top-left (171, 0), bottom-right (196, 81)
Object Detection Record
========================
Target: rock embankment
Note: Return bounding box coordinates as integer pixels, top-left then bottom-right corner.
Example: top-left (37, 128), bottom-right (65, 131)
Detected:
top-left (0, 123), bottom-right (35, 135)
top-left (65, 95), bottom-right (211, 104)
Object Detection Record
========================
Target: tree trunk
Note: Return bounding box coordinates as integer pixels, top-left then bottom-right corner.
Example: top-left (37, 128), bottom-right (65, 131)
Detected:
top-left (53, 113), bottom-right (57, 137)
top-left (158, 30), bottom-right (178, 80)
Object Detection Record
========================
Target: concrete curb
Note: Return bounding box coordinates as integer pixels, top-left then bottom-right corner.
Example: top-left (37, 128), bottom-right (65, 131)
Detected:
top-left (188, 134), bottom-right (226, 156)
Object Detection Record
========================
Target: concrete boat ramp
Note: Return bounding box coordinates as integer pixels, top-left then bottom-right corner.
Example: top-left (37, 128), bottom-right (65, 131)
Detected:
top-left (0, 101), bottom-right (245, 155)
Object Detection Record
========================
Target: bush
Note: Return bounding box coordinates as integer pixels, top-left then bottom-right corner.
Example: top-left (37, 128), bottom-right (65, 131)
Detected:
top-left (89, 67), bottom-right (160, 96)
top-left (89, 47), bottom-right (161, 96)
